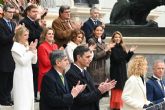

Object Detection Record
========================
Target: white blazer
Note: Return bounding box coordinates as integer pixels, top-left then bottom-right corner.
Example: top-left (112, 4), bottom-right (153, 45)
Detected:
top-left (121, 75), bottom-right (150, 110)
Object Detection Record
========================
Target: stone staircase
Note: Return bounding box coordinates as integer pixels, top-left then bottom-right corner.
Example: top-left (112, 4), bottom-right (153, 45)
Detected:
top-left (0, 97), bottom-right (110, 110)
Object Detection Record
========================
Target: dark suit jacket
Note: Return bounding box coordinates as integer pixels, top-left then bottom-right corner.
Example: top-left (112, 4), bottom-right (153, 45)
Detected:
top-left (0, 18), bottom-right (15, 72)
top-left (40, 68), bottom-right (74, 110)
top-left (81, 18), bottom-right (106, 42)
top-left (19, 17), bottom-right (43, 43)
top-left (146, 76), bottom-right (165, 104)
top-left (66, 64), bottom-right (102, 110)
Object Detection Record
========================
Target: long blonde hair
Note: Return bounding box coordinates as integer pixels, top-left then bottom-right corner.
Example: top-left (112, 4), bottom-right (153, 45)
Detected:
top-left (110, 31), bottom-right (126, 52)
top-left (127, 55), bottom-right (147, 77)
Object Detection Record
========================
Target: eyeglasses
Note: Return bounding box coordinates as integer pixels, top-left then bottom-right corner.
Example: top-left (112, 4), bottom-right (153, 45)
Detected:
top-left (6, 11), bottom-right (15, 13)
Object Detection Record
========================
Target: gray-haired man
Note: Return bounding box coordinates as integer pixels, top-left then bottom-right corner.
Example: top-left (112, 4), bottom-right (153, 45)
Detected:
top-left (40, 50), bottom-right (86, 110)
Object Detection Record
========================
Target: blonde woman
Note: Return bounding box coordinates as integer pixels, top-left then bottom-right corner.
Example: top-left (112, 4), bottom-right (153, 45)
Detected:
top-left (109, 31), bottom-right (136, 110)
top-left (121, 55), bottom-right (151, 110)
top-left (11, 25), bottom-right (37, 110)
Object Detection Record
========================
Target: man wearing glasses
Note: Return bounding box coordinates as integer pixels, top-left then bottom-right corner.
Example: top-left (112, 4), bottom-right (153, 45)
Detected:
top-left (0, 3), bottom-right (16, 106)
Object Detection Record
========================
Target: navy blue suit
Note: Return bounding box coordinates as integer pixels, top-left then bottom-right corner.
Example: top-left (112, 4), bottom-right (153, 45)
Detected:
top-left (81, 18), bottom-right (106, 42)
top-left (40, 68), bottom-right (73, 110)
top-left (66, 64), bottom-right (103, 110)
top-left (0, 18), bottom-right (15, 104)
top-left (146, 76), bottom-right (165, 104)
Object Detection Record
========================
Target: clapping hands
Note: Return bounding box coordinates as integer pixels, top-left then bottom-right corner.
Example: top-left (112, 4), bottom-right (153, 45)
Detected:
top-left (29, 39), bottom-right (38, 54)
top-left (71, 81), bottom-right (86, 98)
top-left (98, 79), bottom-right (117, 94)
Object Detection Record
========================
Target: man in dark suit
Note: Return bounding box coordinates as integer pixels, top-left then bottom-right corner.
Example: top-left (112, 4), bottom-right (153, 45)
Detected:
top-left (40, 50), bottom-right (86, 110)
top-left (20, 4), bottom-right (43, 101)
top-left (81, 7), bottom-right (106, 43)
top-left (0, 4), bottom-right (16, 106)
top-left (65, 45), bottom-right (116, 110)
top-left (146, 60), bottom-right (165, 104)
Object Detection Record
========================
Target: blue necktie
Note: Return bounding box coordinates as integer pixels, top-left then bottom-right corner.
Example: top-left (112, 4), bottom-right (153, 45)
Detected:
top-left (160, 80), bottom-right (165, 95)
top-left (7, 22), bottom-right (12, 31)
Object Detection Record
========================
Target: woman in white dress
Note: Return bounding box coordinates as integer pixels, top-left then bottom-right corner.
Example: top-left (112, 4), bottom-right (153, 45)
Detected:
top-left (11, 25), bottom-right (37, 110)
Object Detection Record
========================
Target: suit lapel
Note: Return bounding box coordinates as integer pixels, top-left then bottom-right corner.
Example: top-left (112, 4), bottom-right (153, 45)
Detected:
top-left (151, 76), bottom-right (164, 96)
top-left (53, 69), bottom-right (67, 93)
top-left (136, 76), bottom-right (146, 98)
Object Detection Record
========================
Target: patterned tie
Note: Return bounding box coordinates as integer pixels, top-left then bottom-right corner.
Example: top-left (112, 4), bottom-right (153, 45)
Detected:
top-left (94, 20), bottom-right (97, 25)
top-left (160, 80), bottom-right (165, 94)
top-left (60, 75), bottom-right (65, 85)
top-left (7, 21), bottom-right (12, 31)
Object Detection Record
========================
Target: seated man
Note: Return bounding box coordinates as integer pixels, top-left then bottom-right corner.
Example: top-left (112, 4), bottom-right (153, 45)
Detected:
top-left (146, 60), bottom-right (165, 104)
top-left (40, 50), bottom-right (86, 110)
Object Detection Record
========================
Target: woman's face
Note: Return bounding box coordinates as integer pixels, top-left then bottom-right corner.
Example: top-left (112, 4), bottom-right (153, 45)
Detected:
top-left (93, 26), bottom-right (103, 38)
top-left (74, 33), bottom-right (84, 45)
top-left (45, 29), bottom-right (54, 43)
top-left (113, 34), bottom-right (121, 44)
top-left (19, 31), bottom-right (29, 44)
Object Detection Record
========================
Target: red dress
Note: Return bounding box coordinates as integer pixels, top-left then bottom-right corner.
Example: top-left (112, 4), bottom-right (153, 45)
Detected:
top-left (38, 41), bottom-right (58, 91)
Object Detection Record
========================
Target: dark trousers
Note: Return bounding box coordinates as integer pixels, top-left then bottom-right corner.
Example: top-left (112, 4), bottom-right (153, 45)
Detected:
top-left (32, 64), bottom-right (38, 98)
top-left (0, 71), bottom-right (13, 103)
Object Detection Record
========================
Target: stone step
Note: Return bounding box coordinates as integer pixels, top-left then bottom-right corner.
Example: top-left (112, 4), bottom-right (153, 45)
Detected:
top-left (0, 97), bottom-right (110, 110)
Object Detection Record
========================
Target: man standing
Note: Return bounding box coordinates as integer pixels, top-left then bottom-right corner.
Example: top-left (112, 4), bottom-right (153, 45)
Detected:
top-left (66, 45), bottom-right (116, 110)
top-left (20, 4), bottom-right (43, 101)
top-left (0, 3), bottom-right (16, 106)
top-left (52, 5), bottom-right (81, 47)
top-left (40, 50), bottom-right (86, 110)
top-left (146, 60), bottom-right (165, 104)
top-left (82, 7), bottom-right (106, 42)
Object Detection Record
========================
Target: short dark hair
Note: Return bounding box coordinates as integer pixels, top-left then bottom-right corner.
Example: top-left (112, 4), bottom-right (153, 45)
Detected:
top-left (73, 45), bottom-right (90, 62)
top-left (50, 50), bottom-right (67, 65)
top-left (24, 4), bottom-right (38, 16)
top-left (3, 3), bottom-right (14, 12)
top-left (59, 5), bottom-right (70, 15)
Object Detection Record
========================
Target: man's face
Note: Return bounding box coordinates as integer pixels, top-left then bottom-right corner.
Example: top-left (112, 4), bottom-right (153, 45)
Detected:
top-left (78, 51), bottom-right (92, 68)
top-left (3, 8), bottom-right (15, 20)
top-left (153, 62), bottom-right (165, 79)
top-left (58, 56), bottom-right (69, 72)
top-left (60, 9), bottom-right (71, 20)
top-left (90, 9), bottom-right (100, 20)
top-left (27, 8), bottom-right (38, 21)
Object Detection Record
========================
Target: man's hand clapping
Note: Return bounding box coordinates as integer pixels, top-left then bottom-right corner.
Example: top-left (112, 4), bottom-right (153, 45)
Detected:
top-left (71, 81), bottom-right (86, 98)
top-left (98, 79), bottom-right (117, 94)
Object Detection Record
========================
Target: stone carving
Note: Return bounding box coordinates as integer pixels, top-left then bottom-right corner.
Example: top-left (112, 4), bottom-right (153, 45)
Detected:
top-left (110, 0), bottom-right (165, 26)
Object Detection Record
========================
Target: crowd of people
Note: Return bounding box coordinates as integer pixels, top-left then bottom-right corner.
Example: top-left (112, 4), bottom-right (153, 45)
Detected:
top-left (0, 1), bottom-right (165, 110)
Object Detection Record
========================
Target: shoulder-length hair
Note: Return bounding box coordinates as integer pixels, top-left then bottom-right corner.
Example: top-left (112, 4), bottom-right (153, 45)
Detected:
top-left (39, 27), bottom-right (55, 44)
top-left (127, 55), bottom-right (147, 77)
top-left (70, 29), bottom-right (85, 43)
top-left (110, 31), bottom-right (126, 52)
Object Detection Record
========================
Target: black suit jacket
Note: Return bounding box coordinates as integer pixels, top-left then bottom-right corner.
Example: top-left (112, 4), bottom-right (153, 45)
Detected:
top-left (82, 18), bottom-right (106, 42)
top-left (40, 68), bottom-right (74, 110)
top-left (19, 17), bottom-right (43, 43)
top-left (146, 76), bottom-right (165, 104)
top-left (65, 64), bottom-right (102, 110)
top-left (0, 18), bottom-right (15, 72)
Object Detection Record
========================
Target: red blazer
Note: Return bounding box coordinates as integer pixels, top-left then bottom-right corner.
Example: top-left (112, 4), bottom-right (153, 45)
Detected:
top-left (38, 41), bottom-right (58, 91)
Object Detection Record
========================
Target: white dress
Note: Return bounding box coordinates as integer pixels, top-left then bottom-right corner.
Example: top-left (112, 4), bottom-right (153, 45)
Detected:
top-left (65, 41), bottom-right (78, 63)
top-left (11, 42), bottom-right (37, 110)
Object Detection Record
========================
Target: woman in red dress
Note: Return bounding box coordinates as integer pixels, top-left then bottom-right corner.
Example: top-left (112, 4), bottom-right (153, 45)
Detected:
top-left (38, 27), bottom-right (58, 92)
